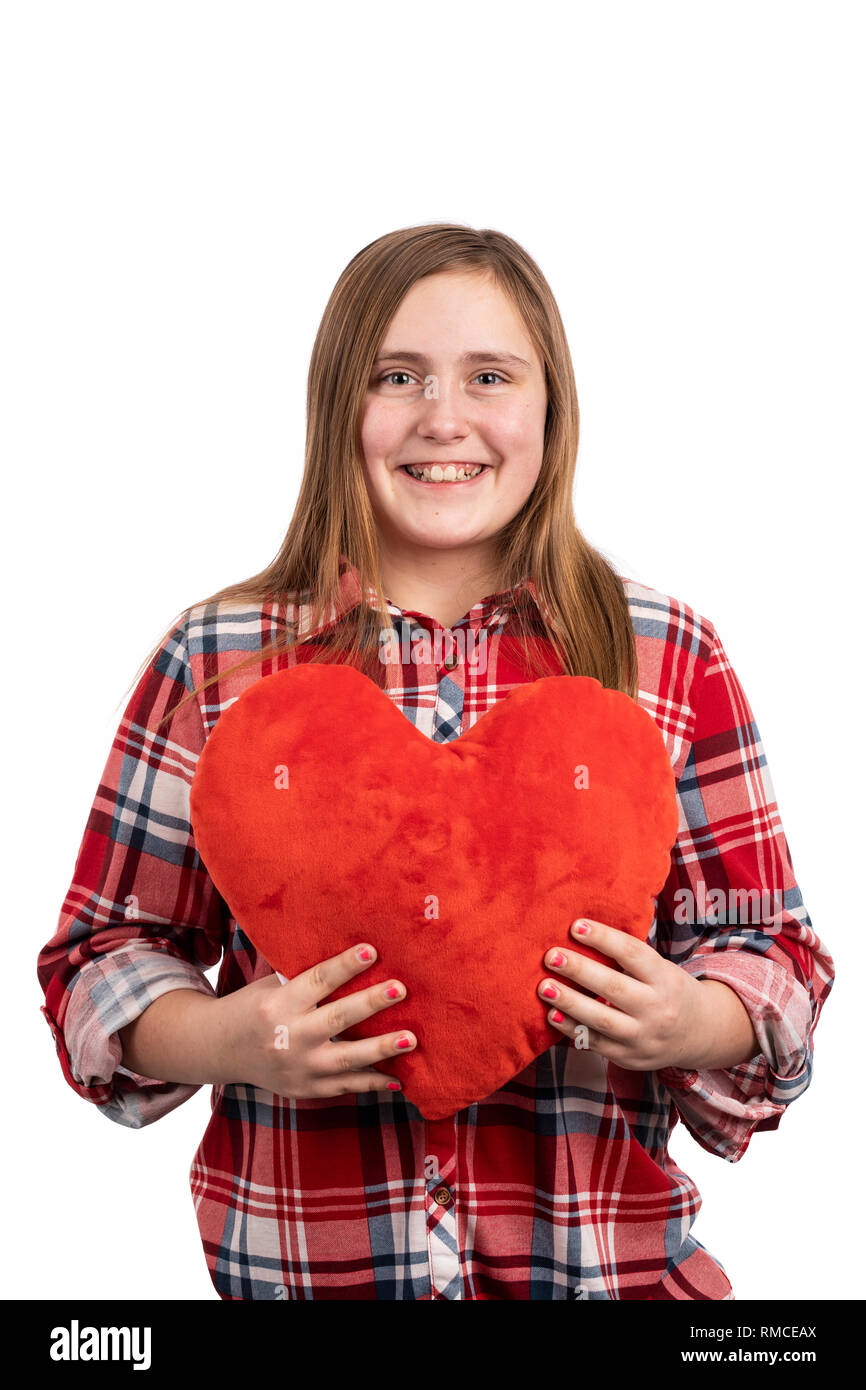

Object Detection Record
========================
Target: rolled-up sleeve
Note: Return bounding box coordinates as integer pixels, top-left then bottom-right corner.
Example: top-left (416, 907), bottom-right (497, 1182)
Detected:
top-left (37, 614), bottom-right (227, 1128)
top-left (654, 622), bottom-right (835, 1163)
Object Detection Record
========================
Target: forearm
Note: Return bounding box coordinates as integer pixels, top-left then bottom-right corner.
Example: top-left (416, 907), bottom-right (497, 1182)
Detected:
top-left (117, 990), bottom-right (235, 1086)
top-left (684, 979), bottom-right (762, 1070)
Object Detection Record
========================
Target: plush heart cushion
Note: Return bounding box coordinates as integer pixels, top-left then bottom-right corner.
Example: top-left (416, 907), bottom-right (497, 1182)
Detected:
top-left (189, 662), bottom-right (679, 1120)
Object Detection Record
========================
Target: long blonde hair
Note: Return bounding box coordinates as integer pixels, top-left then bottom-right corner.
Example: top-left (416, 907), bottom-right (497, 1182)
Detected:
top-left (131, 223), bottom-right (637, 732)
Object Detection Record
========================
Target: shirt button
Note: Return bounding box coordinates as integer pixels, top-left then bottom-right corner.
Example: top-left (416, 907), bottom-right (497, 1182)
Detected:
top-left (442, 650), bottom-right (460, 670)
top-left (432, 1185), bottom-right (452, 1206)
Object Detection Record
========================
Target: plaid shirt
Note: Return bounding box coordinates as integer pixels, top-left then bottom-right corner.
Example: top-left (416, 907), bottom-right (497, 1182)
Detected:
top-left (37, 555), bottom-right (835, 1300)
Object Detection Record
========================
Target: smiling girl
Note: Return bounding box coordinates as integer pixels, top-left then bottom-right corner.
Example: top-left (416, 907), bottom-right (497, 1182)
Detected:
top-left (361, 265), bottom-right (549, 627)
top-left (37, 223), bottom-right (834, 1300)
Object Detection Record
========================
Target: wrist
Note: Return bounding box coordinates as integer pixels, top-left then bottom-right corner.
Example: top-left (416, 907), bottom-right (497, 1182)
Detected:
top-left (119, 989), bottom-right (227, 1086)
top-left (685, 978), bottom-right (762, 1071)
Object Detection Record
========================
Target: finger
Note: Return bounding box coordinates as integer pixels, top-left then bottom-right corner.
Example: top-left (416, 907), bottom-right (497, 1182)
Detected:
top-left (306, 1067), bottom-right (406, 1099)
top-left (542, 944), bottom-right (646, 1012)
top-left (568, 918), bottom-right (661, 984)
top-left (288, 942), bottom-right (380, 1010)
top-left (543, 985), bottom-right (638, 1044)
top-left (555, 1016), bottom-right (640, 1068)
top-left (323, 1024), bottom-right (417, 1076)
top-left (308, 976), bottom-right (410, 1045)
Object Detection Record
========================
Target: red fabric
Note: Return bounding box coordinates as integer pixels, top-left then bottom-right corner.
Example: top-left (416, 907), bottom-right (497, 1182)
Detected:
top-left (189, 661), bottom-right (679, 1120)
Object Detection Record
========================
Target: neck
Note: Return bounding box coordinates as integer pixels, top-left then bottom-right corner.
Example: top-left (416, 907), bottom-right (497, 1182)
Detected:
top-left (376, 543), bottom-right (504, 631)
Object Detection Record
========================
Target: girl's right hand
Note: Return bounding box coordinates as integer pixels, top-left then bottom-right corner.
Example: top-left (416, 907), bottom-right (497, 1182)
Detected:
top-left (214, 943), bottom-right (416, 1099)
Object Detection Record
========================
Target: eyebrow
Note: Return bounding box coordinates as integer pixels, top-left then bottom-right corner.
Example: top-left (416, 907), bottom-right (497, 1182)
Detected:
top-left (373, 349), bottom-right (534, 371)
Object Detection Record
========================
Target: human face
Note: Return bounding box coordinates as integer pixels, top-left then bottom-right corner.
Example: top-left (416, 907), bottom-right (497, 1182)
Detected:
top-left (360, 270), bottom-right (548, 567)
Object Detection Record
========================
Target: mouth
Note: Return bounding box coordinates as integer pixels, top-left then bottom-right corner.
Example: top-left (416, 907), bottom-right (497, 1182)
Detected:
top-left (397, 463), bottom-right (492, 486)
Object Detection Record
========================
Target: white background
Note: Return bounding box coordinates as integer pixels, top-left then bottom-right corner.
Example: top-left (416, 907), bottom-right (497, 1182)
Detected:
top-left (3, 0), bottom-right (862, 1301)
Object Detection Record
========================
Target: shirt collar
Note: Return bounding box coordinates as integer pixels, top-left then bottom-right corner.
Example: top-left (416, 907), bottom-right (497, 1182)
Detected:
top-left (294, 552), bottom-right (553, 641)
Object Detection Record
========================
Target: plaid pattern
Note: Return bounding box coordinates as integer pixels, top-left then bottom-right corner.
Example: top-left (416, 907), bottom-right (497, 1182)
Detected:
top-left (37, 555), bottom-right (834, 1300)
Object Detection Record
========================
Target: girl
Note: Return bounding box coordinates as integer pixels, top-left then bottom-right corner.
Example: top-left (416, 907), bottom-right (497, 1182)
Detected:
top-left (37, 223), bottom-right (835, 1301)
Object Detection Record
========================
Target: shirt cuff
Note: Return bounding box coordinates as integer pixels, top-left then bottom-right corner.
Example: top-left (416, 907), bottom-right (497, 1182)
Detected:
top-left (42, 943), bottom-right (217, 1129)
top-left (657, 951), bottom-right (814, 1162)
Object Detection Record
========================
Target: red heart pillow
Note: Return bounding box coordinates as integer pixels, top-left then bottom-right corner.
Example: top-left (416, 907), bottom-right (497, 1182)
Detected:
top-left (189, 663), bottom-right (678, 1119)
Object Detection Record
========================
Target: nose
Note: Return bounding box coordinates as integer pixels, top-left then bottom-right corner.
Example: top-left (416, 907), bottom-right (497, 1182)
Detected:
top-left (417, 375), bottom-right (471, 443)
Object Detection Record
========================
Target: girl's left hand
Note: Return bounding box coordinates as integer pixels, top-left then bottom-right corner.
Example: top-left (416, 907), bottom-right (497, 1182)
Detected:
top-left (538, 917), bottom-right (710, 1071)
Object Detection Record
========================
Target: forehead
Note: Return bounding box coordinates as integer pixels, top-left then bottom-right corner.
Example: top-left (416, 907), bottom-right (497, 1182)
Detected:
top-left (380, 270), bottom-right (540, 365)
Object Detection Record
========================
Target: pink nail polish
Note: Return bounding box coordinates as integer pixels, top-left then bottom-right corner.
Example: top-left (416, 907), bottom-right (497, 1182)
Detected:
top-left (358, 947), bottom-right (372, 961)
top-left (551, 1010), bottom-right (565, 1023)
top-left (549, 950), bottom-right (566, 967)
top-left (388, 1082), bottom-right (401, 1090)
top-left (395, 1037), bottom-right (412, 1049)
top-left (542, 984), bottom-right (558, 1000)
top-left (385, 986), bottom-right (401, 999)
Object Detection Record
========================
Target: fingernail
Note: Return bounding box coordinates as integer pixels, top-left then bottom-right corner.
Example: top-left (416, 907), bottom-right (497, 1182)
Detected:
top-left (395, 1036), bottom-right (413, 1049)
top-left (385, 985), bottom-right (402, 999)
top-left (357, 945), bottom-right (374, 961)
top-left (572, 920), bottom-right (590, 936)
top-left (551, 1010), bottom-right (565, 1023)
top-left (548, 950), bottom-right (566, 967)
top-left (388, 1081), bottom-right (402, 1090)
top-left (541, 983), bottom-right (559, 1000)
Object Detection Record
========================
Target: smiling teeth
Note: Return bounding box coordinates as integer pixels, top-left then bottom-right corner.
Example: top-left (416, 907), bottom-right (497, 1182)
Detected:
top-left (405, 464), bottom-right (484, 482)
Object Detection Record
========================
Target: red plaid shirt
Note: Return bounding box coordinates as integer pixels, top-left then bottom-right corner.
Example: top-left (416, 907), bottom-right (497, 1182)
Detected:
top-left (37, 556), bottom-right (834, 1300)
